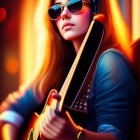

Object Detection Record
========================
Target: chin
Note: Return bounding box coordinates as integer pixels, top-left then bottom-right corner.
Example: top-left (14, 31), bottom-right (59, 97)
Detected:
top-left (62, 33), bottom-right (82, 41)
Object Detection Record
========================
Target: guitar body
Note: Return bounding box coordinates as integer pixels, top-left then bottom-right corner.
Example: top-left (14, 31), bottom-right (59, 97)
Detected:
top-left (21, 89), bottom-right (58, 140)
top-left (21, 113), bottom-right (39, 140)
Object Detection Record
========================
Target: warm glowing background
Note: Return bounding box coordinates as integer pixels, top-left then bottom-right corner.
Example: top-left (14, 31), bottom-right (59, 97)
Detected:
top-left (0, 0), bottom-right (140, 103)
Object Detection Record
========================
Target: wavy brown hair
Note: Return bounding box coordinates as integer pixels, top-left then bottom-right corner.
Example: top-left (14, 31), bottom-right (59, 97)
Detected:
top-left (30, 0), bottom-right (120, 102)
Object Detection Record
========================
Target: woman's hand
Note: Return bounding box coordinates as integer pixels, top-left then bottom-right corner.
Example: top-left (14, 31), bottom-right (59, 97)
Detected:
top-left (39, 92), bottom-right (79, 140)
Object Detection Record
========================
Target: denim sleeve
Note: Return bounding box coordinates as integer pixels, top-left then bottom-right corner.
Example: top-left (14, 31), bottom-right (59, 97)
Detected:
top-left (0, 85), bottom-right (43, 127)
top-left (89, 49), bottom-right (137, 140)
top-left (98, 124), bottom-right (126, 140)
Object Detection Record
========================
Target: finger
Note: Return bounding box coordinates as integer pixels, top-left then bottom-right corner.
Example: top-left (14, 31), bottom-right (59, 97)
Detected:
top-left (42, 108), bottom-right (63, 132)
top-left (50, 107), bottom-right (65, 127)
top-left (40, 113), bottom-right (63, 139)
top-left (40, 112), bottom-right (58, 139)
top-left (51, 92), bottom-right (61, 101)
top-left (45, 107), bottom-right (65, 129)
top-left (40, 121), bottom-right (57, 139)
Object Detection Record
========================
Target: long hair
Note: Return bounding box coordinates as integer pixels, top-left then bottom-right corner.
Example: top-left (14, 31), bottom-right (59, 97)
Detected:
top-left (30, 0), bottom-right (120, 102)
top-left (31, 0), bottom-right (75, 101)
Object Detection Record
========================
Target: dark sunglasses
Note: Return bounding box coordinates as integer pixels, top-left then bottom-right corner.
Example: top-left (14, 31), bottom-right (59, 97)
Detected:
top-left (48, 0), bottom-right (92, 20)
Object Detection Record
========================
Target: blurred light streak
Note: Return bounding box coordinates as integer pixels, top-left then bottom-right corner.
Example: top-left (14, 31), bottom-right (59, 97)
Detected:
top-left (33, 0), bottom-right (50, 76)
top-left (119, 0), bottom-right (131, 37)
top-left (109, 0), bottom-right (132, 61)
top-left (19, 1), bottom-right (37, 84)
top-left (132, 0), bottom-right (140, 41)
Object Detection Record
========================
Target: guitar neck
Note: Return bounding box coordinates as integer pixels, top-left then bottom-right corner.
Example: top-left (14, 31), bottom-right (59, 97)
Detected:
top-left (58, 18), bottom-right (104, 112)
top-left (60, 20), bottom-right (96, 95)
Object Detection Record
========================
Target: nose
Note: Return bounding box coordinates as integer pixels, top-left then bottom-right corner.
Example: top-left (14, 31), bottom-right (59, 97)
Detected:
top-left (61, 6), bottom-right (71, 20)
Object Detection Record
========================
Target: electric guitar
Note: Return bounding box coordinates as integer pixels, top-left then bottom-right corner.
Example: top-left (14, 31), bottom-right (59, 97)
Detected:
top-left (21, 14), bottom-right (105, 140)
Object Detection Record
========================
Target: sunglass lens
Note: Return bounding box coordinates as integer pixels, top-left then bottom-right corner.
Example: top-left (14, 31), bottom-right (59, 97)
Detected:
top-left (48, 4), bottom-right (61, 20)
top-left (67, 0), bottom-right (82, 13)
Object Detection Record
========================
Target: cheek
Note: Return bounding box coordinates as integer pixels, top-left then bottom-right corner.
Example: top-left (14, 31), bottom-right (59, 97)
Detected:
top-left (55, 21), bottom-right (62, 34)
top-left (77, 17), bottom-right (90, 30)
top-left (75, 10), bottom-right (92, 32)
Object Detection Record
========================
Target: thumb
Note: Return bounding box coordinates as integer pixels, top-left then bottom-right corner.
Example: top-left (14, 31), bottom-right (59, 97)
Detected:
top-left (51, 92), bottom-right (64, 116)
top-left (51, 92), bottom-right (61, 101)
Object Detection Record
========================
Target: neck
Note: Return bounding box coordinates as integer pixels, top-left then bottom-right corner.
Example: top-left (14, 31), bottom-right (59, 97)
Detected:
top-left (73, 43), bottom-right (80, 53)
top-left (72, 38), bottom-right (84, 53)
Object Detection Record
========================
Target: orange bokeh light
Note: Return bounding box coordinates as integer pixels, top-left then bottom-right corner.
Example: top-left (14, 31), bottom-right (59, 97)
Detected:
top-left (5, 56), bottom-right (19, 75)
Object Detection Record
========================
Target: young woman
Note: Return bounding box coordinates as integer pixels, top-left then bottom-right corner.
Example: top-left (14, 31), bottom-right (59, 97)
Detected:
top-left (0, 0), bottom-right (137, 140)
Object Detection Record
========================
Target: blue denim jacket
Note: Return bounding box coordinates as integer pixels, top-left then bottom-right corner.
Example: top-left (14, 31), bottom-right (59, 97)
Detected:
top-left (86, 49), bottom-right (137, 140)
top-left (0, 49), bottom-right (137, 140)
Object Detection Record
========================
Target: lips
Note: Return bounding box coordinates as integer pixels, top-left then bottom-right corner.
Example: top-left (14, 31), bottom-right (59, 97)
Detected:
top-left (62, 22), bottom-right (74, 30)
